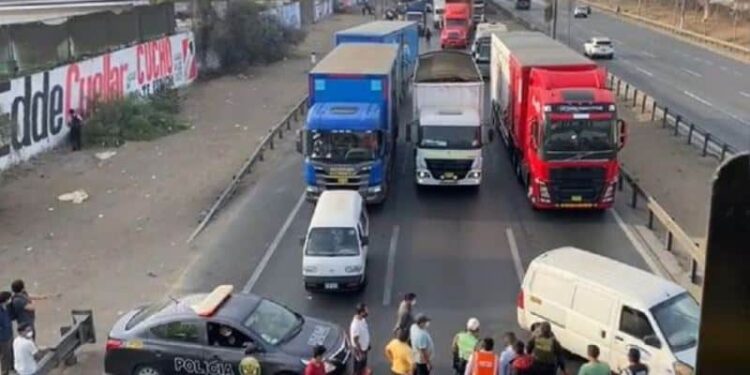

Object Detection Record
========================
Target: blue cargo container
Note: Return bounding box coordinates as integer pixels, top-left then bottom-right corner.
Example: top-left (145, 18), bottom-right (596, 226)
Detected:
top-left (302, 43), bottom-right (400, 204)
top-left (334, 21), bottom-right (419, 93)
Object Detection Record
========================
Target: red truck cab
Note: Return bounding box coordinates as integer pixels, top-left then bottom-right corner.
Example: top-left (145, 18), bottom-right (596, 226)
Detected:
top-left (441, 3), bottom-right (471, 48)
top-left (491, 32), bottom-right (627, 210)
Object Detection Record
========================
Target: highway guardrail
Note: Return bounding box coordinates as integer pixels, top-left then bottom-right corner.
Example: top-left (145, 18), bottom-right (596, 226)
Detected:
top-left (579, 0), bottom-right (750, 59)
top-left (187, 96), bottom-right (309, 243)
top-left (490, 0), bottom-right (707, 293)
top-left (34, 310), bottom-right (96, 374)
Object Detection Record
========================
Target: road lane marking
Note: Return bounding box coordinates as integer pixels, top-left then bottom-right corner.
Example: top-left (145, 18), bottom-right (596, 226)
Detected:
top-left (683, 90), bottom-right (713, 108)
top-left (680, 68), bottom-right (702, 78)
top-left (611, 209), bottom-right (667, 278)
top-left (740, 91), bottom-right (750, 99)
top-left (590, 28), bottom-right (603, 35)
top-left (612, 38), bottom-right (626, 46)
top-left (635, 66), bottom-right (654, 77)
top-left (720, 66), bottom-right (729, 72)
top-left (243, 193), bottom-right (306, 292)
top-left (505, 228), bottom-right (525, 284)
top-left (382, 225), bottom-right (401, 306)
top-left (640, 51), bottom-right (656, 58)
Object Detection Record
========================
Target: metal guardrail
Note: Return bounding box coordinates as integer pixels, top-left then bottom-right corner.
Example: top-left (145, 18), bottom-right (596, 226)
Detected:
top-left (607, 74), bottom-right (740, 162)
top-left (187, 96), bottom-right (309, 242)
top-left (33, 310), bottom-right (96, 375)
top-left (580, 0), bottom-right (750, 59)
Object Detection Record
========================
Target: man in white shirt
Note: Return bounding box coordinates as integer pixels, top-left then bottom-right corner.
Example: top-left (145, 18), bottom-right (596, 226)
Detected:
top-left (349, 303), bottom-right (370, 375)
top-left (499, 332), bottom-right (518, 375)
top-left (13, 324), bottom-right (40, 375)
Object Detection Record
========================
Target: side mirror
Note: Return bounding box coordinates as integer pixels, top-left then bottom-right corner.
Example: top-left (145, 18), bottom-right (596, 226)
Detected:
top-left (617, 119), bottom-right (628, 149)
top-left (530, 120), bottom-right (539, 149)
top-left (643, 335), bottom-right (661, 349)
top-left (299, 236), bottom-right (306, 247)
top-left (244, 342), bottom-right (260, 354)
top-left (487, 127), bottom-right (495, 143)
top-left (405, 120), bottom-right (417, 143)
top-left (296, 129), bottom-right (303, 154)
top-left (362, 236), bottom-right (369, 246)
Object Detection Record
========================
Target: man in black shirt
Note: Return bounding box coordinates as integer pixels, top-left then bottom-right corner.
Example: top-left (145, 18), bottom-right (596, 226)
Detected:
top-left (9, 280), bottom-right (48, 340)
top-left (621, 348), bottom-right (649, 375)
top-left (68, 109), bottom-right (83, 151)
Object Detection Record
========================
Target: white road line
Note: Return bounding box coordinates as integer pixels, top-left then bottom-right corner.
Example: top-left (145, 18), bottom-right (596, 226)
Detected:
top-left (683, 90), bottom-right (713, 108)
top-left (720, 66), bottom-right (729, 72)
top-left (635, 66), bottom-right (654, 77)
top-left (382, 225), bottom-right (401, 306)
top-left (505, 227), bottom-right (525, 285)
top-left (243, 193), bottom-right (306, 292)
top-left (640, 51), bottom-right (656, 58)
top-left (611, 209), bottom-right (667, 278)
top-left (612, 38), bottom-right (626, 46)
top-left (589, 28), bottom-right (603, 35)
top-left (740, 91), bottom-right (750, 99)
top-left (681, 68), bottom-right (702, 78)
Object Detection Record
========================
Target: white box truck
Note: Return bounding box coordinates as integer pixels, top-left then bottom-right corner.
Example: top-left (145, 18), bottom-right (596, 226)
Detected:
top-left (411, 50), bottom-right (488, 187)
top-left (433, 0), bottom-right (446, 29)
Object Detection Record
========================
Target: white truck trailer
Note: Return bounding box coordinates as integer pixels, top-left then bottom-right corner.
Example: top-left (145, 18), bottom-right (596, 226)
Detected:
top-left (411, 50), bottom-right (488, 187)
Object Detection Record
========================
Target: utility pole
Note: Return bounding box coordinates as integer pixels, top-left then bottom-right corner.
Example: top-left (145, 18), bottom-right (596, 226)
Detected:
top-left (567, 0), bottom-right (572, 45)
top-left (551, 0), bottom-right (558, 39)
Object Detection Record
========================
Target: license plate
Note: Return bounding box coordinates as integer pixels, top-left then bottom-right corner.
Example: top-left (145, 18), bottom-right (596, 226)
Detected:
top-left (330, 168), bottom-right (354, 177)
top-left (324, 283), bottom-right (338, 290)
top-left (442, 172), bottom-right (455, 179)
top-left (337, 177), bottom-right (348, 184)
top-left (571, 195), bottom-right (582, 202)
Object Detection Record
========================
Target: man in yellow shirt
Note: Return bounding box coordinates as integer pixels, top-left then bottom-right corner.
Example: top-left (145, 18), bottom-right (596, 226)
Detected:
top-left (385, 328), bottom-right (413, 375)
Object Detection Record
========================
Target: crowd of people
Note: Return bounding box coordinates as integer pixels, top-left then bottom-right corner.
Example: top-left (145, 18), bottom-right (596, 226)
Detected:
top-left (0, 279), bottom-right (52, 375)
top-left (303, 292), bottom-right (650, 375)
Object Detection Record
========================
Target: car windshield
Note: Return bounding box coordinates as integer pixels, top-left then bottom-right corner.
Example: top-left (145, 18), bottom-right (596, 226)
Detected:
top-left (419, 125), bottom-right (480, 149)
top-left (542, 119), bottom-right (616, 159)
top-left (306, 227), bottom-right (360, 256)
top-left (651, 293), bottom-right (700, 352)
top-left (595, 40), bottom-right (612, 46)
top-left (306, 130), bottom-right (381, 163)
top-left (244, 299), bottom-right (303, 345)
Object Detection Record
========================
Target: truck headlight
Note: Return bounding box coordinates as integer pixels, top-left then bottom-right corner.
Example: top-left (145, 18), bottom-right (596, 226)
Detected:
top-left (345, 265), bottom-right (363, 273)
top-left (673, 361), bottom-right (693, 375)
top-left (417, 170), bottom-right (431, 179)
top-left (467, 171), bottom-right (481, 179)
top-left (536, 179), bottom-right (550, 203)
top-left (306, 186), bottom-right (321, 193)
top-left (303, 265), bottom-right (318, 273)
top-left (602, 181), bottom-right (616, 202)
top-left (367, 185), bottom-right (382, 193)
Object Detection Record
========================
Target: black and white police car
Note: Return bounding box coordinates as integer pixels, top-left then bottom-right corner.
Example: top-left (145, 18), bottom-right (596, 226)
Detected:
top-left (104, 285), bottom-right (350, 375)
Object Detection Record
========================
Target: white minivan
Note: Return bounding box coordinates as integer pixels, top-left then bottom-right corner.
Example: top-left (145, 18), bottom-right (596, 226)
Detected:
top-left (518, 247), bottom-right (698, 375)
top-left (302, 191), bottom-right (369, 292)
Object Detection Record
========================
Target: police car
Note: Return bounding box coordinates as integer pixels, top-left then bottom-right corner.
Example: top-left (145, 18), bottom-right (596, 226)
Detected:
top-left (104, 285), bottom-right (350, 375)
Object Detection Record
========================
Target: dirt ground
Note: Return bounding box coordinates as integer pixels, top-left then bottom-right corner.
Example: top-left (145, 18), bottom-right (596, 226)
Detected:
top-left (0, 13), bottom-right (368, 373)
top-left (590, 0), bottom-right (750, 46)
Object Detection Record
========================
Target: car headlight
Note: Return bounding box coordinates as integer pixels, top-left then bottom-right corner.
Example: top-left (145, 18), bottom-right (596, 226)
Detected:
top-left (367, 185), bottom-right (381, 193)
top-left (345, 265), bottom-right (363, 273)
top-left (303, 265), bottom-right (318, 273)
top-left (674, 361), bottom-right (693, 375)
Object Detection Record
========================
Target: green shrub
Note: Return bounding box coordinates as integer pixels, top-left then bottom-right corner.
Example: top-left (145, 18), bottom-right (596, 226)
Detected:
top-left (83, 89), bottom-right (187, 147)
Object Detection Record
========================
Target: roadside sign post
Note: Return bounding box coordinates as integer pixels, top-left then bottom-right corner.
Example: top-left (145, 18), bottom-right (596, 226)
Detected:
top-left (695, 153), bottom-right (750, 374)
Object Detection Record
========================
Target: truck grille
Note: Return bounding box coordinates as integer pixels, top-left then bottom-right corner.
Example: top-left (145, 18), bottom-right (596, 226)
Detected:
top-left (313, 164), bottom-right (370, 190)
top-left (426, 159), bottom-right (473, 180)
top-left (549, 167), bottom-right (606, 203)
top-left (448, 32), bottom-right (460, 39)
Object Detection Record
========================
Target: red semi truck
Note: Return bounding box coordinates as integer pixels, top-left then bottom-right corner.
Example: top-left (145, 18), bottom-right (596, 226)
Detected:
top-left (490, 32), bottom-right (627, 210)
top-left (441, 2), bottom-right (472, 48)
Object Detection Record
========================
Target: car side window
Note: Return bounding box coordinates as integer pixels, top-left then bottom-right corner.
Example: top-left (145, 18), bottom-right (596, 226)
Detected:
top-left (619, 306), bottom-right (656, 341)
top-left (151, 321), bottom-right (201, 344)
top-left (207, 322), bottom-right (253, 349)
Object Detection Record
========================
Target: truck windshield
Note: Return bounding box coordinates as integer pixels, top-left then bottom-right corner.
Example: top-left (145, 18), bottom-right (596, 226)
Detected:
top-left (419, 126), bottom-right (480, 149)
top-left (542, 119), bottom-right (616, 160)
top-left (446, 19), bottom-right (466, 28)
top-left (477, 42), bottom-right (490, 62)
top-left (651, 293), bottom-right (700, 353)
top-left (306, 227), bottom-right (360, 257)
top-left (306, 130), bottom-right (382, 163)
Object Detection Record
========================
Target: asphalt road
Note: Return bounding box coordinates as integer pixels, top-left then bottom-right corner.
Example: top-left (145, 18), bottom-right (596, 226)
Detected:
top-left (493, 0), bottom-right (750, 151)
top-left (178, 33), bottom-right (656, 374)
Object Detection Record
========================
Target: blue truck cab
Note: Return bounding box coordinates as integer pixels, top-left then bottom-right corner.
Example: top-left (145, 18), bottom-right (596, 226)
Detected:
top-left (301, 43), bottom-right (400, 204)
top-left (335, 21), bottom-right (419, 97)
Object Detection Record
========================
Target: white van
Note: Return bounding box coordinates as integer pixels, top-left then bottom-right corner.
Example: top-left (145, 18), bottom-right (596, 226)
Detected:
top-left (302, 191), bottom-right (369, 292)
top-left (518, 247), bottom-right (698, 375)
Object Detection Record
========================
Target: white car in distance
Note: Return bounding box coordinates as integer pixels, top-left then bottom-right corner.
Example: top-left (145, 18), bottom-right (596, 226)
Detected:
top-left (584, 37), bottom-right (614, 59)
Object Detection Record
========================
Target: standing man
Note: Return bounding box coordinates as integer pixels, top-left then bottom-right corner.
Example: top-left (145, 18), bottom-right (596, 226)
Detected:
top-left (304, 345), bottom-right (327, 375)
top-left (464, 337), bottom-right (501, 375)
top-left (499, 332), bottom-right (518, 375)
top-left (68, 109), bottom-right (83, 151)
top-left (0, 292), bottom-right (13, 375)
top-left (12, 324), bottom-right (40, 375)
top-left (350, 303), bottom-right (371, 375)
top-left (10, 280), bottom-right (48, 340)
top-left (410, 314), bottom-right (434, 375)
top-left (620, 348), bottom-right (648, 375)
top-left (385, 328), bottom-right (413, 375)
top-left (424, 27), bottom-right (432, 45)
top-left (394, 292), bottom-right (416, 333)
top-left (578, 345), bottom-right (610, 375)
top-left (452, 318), bottom-right (480, 374)
top-left (527, 322), bottom-right (565, 375)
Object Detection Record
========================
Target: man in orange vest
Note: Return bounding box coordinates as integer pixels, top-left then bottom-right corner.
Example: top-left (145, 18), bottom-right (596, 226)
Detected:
top-left (464, 337), bottom-right (501, 375)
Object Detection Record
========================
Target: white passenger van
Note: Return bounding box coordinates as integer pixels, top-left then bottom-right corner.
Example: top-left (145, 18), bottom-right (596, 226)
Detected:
top-left (302, 191), bottom-right (369, 292)
top-left (518, 247), bottom-right (698, 374)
